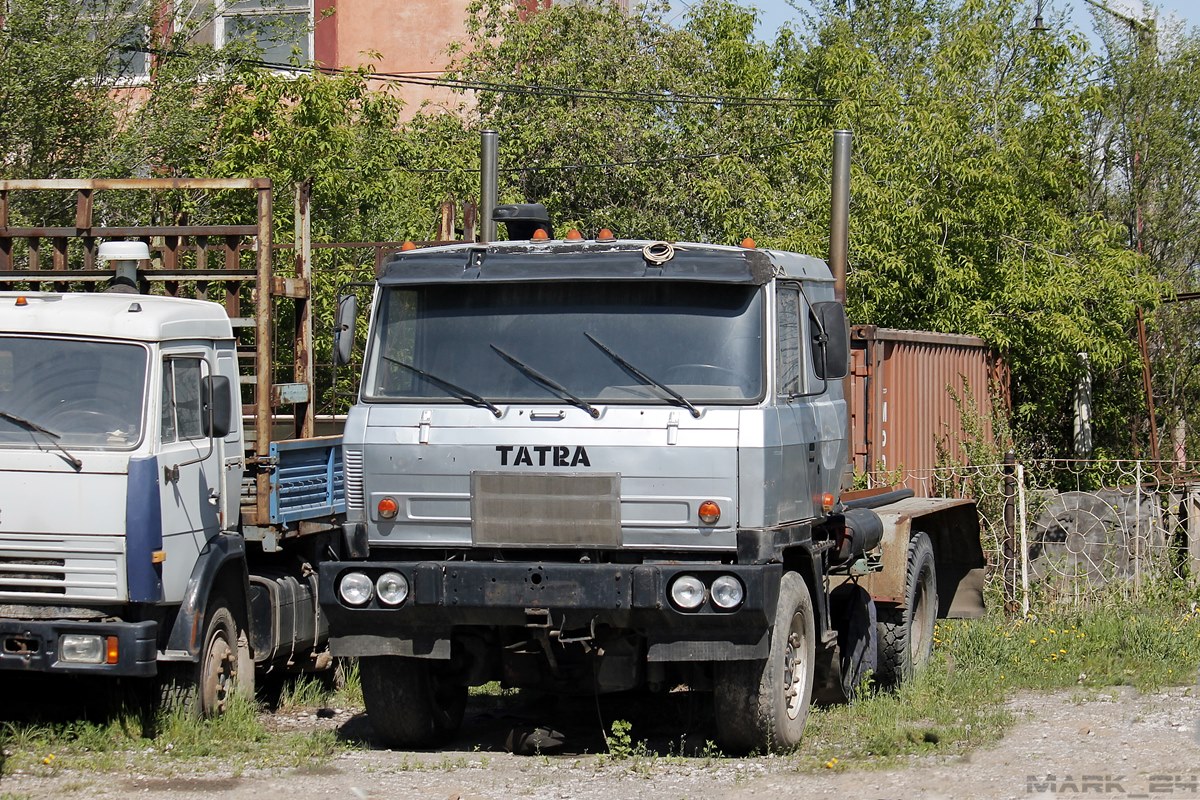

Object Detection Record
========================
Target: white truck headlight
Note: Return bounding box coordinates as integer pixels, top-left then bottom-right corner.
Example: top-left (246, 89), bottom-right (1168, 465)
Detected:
top-left (710, 575), bottom-right (745, 610)
top-left (669, 575), bottom-right (706, 610)
top-left (376, 571), bottom-right (409, 606)
top-left (338, 572), bottom-right (374, 606)
top-left (60, 634), bottom-right (105, 664)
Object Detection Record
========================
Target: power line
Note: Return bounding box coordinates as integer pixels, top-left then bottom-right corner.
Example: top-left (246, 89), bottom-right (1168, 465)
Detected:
top-left (232, 56), bottom-right (847, 109)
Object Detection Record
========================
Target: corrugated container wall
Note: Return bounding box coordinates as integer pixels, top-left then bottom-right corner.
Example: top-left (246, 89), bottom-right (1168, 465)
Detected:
top-left (849, 326), bottom-right (1008, 495)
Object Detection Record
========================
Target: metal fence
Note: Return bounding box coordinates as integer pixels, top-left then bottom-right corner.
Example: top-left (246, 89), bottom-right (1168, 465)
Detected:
top-left (864, 459), bottom-right (1200, 612)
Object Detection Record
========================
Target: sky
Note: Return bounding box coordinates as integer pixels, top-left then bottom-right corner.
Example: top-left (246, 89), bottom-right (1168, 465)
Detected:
top-left (665, 0), bottom-right (1199, 41)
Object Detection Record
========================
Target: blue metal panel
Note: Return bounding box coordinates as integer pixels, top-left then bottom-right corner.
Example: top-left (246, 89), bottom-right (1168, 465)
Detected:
top-left (268, 437), bottom-right (346, 526)
top-left (125, 455), bottom-right (164, 602)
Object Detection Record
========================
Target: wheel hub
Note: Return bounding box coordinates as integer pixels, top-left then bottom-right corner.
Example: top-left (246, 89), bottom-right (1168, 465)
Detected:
top-left (202, 635), bottom-right (235, 715)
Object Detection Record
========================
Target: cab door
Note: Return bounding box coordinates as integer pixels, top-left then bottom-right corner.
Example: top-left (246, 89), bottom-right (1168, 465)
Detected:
top-left (157, 351), bottom-right (222, 603)
top-left (775, 283), bottom-right (816, 522)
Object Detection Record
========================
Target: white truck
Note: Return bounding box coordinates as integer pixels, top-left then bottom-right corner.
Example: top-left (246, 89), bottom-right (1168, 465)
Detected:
top-left (319, 133), bottom-right (988, 753)
top-left (0, 179), bottom-right (343, 714)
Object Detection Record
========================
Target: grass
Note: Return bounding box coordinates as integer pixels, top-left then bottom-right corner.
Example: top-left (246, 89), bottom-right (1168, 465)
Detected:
top-left (2, 598), bottom-right (1198, 782)
top-left (0, 691), bottom-right (342, 783)
top-left (790, 594), bottom-right (1200, 771)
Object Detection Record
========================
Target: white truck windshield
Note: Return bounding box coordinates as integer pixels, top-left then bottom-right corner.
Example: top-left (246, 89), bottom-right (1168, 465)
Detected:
top-left (365, 281), bottom-right (764, 404)
top-left (0, 337), bottom-right (148, 450)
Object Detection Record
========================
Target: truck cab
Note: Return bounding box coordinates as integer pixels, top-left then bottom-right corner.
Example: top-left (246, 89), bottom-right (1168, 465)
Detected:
top-left (0, 292), bottom-right (240, 677)
top-left (320, 234), bottom-right (986, 753)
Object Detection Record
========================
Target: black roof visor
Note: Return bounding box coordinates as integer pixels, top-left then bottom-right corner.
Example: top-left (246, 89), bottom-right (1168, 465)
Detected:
top-left (377, 242), bottom-right (776, 286)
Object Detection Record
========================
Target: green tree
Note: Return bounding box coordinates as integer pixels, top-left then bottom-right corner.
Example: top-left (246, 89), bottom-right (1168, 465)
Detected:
top-left (1083, 7), bottom-right (1200, 460)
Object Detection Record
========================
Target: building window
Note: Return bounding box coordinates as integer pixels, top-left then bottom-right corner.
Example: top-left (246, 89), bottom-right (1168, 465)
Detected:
top-left (219, 0), bottom-right (312, 65)
top-left (84, 0), bottom-right (150, 80)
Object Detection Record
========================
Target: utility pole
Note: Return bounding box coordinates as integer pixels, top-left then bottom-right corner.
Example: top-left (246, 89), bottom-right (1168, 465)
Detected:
top-left (1084, 0), bottom-right (1160, 463)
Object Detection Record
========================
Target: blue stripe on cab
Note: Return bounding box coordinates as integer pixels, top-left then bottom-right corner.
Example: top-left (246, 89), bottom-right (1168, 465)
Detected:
top-left (125, 455), bottom-right (164, 603)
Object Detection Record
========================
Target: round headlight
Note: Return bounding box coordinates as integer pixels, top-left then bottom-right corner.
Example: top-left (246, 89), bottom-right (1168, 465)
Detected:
top-left (376, 571), bottom-right (409, 606)
top-left (669, 575), bottom-right (706, 610)
top-left (710, 574), bottom-right (745, 610)
top-left (338, 572), bottom-right (374, 606)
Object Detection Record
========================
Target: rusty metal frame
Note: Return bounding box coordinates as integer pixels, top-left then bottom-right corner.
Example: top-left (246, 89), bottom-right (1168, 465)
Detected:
top-left (0, 177), bottom-right (294, 527)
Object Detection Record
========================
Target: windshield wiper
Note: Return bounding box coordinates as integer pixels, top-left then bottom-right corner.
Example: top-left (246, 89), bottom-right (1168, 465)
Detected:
top-left (583, 333), bottom-right (701, 419)
top-left (0, 410), bottom-right (83, 470)
top-left (381, 355), bottom-right (502, 417)
top-left (489, 344), bottom-right (600, 419)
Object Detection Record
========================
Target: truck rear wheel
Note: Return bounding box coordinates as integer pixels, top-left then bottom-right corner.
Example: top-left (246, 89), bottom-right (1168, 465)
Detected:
top-left (360, 656), bottom-right (467, 749)
top-left (713, 571), bottom-right (815, 754)
top-left (876, 532), bottom-right (937, 687)
top-left (159, 595), bottom-right (253, 717)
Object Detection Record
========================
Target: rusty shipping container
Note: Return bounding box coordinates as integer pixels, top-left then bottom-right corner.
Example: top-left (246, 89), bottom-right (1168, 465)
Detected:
top-left (849, 326), bottom-right (1008, 494)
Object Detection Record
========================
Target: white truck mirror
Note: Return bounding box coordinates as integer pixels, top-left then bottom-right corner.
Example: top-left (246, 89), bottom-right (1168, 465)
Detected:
top-left (202, 375), bottom-right (233, 438)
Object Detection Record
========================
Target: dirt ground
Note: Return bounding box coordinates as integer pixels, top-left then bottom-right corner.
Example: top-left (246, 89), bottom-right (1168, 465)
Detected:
top-left (4, 684), bottom-right (1199, 800)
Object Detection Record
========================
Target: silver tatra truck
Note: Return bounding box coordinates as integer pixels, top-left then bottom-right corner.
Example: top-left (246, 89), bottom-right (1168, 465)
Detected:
top-left (320, 139), bottom-right (986, 754)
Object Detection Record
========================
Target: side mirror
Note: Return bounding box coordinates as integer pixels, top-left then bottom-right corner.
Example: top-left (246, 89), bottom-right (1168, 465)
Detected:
top-left (811, 301), bottom-right (849, 380)
top-left (202, 375), bottom-right (233, 438)
top-left (334, 294), bottom-right (358, 366)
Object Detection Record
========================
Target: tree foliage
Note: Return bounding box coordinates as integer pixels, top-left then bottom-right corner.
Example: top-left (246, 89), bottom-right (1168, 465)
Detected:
top-left (2, 0), bottom-right (1196, 456)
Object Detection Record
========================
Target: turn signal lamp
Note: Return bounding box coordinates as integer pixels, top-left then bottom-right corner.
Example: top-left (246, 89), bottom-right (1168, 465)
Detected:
top-left (698, 500), bottom-right (721, 524)
top-left (565, 228), bottom-right (583, 241)
top-left (106, 636), bottom-right (119, 665)
top-left (532, 228), bottom-right (550, 241)
top-left (377, 496), bottom-right (400, 519)
top-left (821, 492), bottom-right (835, 513)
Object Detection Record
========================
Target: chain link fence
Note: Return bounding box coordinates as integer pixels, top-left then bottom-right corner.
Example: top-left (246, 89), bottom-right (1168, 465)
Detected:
top-left (864, 460), bottom-right (1200, 612)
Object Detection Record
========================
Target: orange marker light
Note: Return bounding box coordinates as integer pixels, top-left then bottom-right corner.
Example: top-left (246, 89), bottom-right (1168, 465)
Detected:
top-left (15, 296), bottom-right (28, 306)
top-left (821, 492), bottom-right (835, 513)
top-left (565, 228), bottom-right (583, 241)
top-left (378, 496), bottom-right (400, 519)
top-left (698, 500), bottom-right (721, 524)
top-left (106, 636), bottom-right (119, 665)
top-left (740, 237), bottom-right (756, 249)
top-left (596, 228), bottom-right (615, 242)
top-left (151, 550), bottom-right (166, 564)
top-left (531, 228), bottom-right (550, 241)
top-left (400, 240), bottom-right (418, 251)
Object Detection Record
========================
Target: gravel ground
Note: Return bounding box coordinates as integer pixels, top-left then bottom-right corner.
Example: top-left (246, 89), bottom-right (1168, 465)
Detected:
top-left (4, 685), bottom-right (1199, 800)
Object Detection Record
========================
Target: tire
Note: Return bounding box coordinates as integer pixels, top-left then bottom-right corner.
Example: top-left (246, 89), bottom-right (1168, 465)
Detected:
top-left (713, 571), bottom-right (816, 754)
top-left (360, 656), bottom-right (467, 749)
top-left (876, 532), bottom-right (937, 687)
top-left (819, 582), bottom-right (877, 704)
top-left (159, 595), bottom-right (254, 717)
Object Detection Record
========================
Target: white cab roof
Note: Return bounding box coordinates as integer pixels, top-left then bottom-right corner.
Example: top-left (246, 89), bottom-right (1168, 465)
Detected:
top-left (0, 292), bottom-right (233, 342)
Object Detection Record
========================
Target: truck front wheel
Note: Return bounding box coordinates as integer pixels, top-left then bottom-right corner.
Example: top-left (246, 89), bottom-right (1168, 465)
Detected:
top-left (713, 571), bottom-right (816, 754)
top-left (159, 594), bottom-right (253, 717)
top-left (360, 656), bottom-right (467, 749)
top-left (876, 531), bottom-right (937, 687)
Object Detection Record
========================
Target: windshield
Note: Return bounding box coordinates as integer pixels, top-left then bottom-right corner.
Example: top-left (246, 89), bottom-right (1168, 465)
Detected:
top-left (365, 281), bottom-right (765, 404)
top-left (0, 337), bottom-right (148, 450)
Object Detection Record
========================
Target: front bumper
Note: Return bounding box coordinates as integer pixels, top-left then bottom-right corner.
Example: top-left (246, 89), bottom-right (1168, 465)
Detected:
top-left (0, 618), bottom-right (157, 677)
top-left (319, 560), bottom-right (781, 662)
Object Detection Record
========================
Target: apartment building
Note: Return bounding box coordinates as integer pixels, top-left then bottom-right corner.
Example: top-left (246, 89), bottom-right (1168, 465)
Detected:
top-left (131, 1), bottom-right (623, 110)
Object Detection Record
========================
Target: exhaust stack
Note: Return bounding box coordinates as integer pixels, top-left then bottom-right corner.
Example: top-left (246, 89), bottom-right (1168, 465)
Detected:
top-left (480, 129), bottom-right (499, 243)
top-left (830, 129), bottom-right (851, 303)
